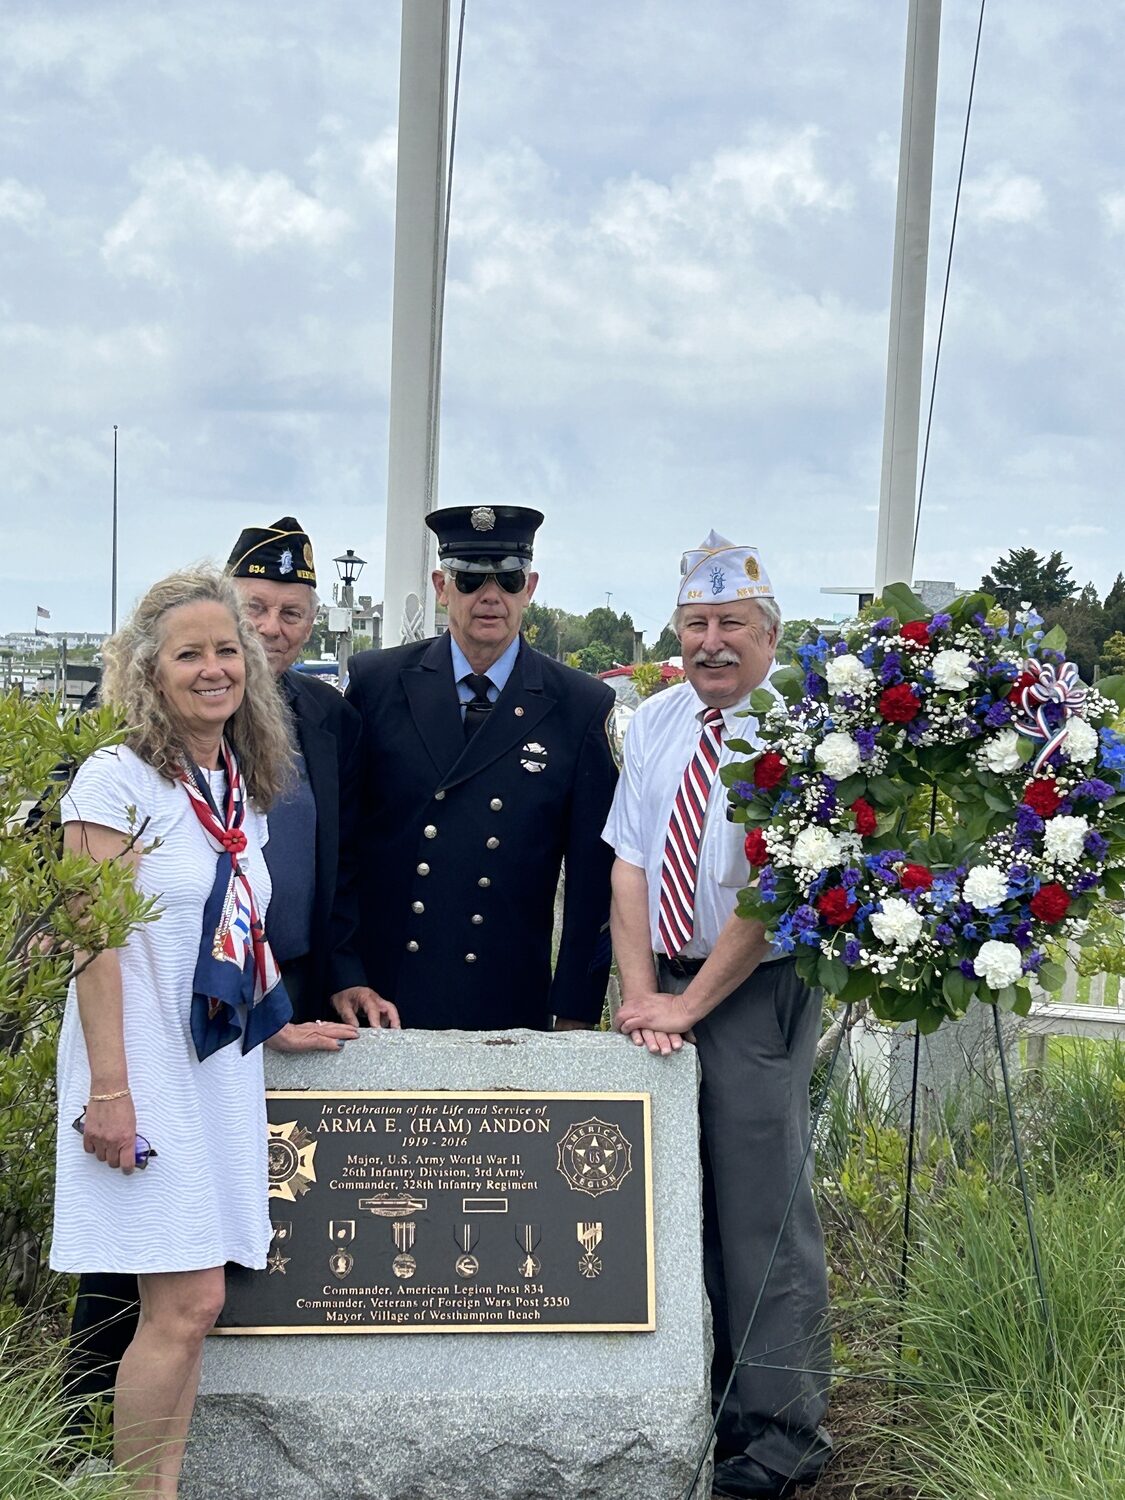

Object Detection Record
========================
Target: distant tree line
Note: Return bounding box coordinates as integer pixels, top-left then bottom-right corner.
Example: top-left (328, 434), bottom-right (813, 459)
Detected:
top-left (981, 548), bottom-right (1125, 678)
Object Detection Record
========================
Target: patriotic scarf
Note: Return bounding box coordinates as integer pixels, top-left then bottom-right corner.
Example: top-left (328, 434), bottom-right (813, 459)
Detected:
top-left (179, 742), bottom-right (292, 1060)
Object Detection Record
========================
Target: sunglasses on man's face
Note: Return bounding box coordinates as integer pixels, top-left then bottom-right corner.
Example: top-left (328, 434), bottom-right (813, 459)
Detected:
top-left (451, 569), bottom-right (527, 596)
top-left (72, 1111), bottom-right (158, 1170)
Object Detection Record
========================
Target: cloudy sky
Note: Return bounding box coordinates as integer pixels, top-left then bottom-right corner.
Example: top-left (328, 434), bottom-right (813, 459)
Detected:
top-left (2, 1), bottom-right (1122, 644)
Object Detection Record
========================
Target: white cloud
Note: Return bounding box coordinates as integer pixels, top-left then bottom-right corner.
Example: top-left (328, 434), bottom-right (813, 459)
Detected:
top-left (0, 177), bottom-right (45, 231)
top-left (1101, 190), bottom-right (1125, 234)
top-left (963, 166), bottom-right (1046, 225)
top-left (102, 153), bottom-right (352, 284)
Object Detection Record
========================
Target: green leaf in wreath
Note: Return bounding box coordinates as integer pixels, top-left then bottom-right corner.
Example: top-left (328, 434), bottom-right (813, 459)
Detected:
top-left (817, 954), bottom-right (849, 994)
top-left (1011, 985), bottom-right (1033, 1017)
top-left (834, 775), bottom-right (865, 805)
top-left (1036, 959), bottom-right (1068, 993)
top-left (865, 774), bottom-right (905, 808)
top-left (1096, 674), bottom-right (1125, 709)
top-left (770, 665), bottom-right (805, 704)
top-left (880, 581), bottom-right (929, 623)
top-left (749, 688), bottom-right (777, 716)
top-left (994, 985), bottom-right (1019, 1012)
top-left (1015, 735), bottom-right (1037, 763)
top-left (916, 1006), bottom-right (945, 1035)
top-left (941, 969), bottom-right (970, 1008)
top-left (1038, 623), bottom-right (1067, 652)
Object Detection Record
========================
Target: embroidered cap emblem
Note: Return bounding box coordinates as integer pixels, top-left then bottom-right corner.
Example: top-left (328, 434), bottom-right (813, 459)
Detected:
top-left (470, 506), bottom-right (496, 532)
top-left (279, 548), bottom-right (294, 576)
top-left (744, 555), bottom-right (761, 582)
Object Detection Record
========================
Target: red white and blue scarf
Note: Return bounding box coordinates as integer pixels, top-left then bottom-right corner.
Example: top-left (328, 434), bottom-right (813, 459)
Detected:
top-left (179, 742), bottom-right (292, 1060)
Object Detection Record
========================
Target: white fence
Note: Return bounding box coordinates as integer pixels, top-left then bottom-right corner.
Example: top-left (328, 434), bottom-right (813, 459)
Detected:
top-left (1024, 947), bottom-right (1124, 1065)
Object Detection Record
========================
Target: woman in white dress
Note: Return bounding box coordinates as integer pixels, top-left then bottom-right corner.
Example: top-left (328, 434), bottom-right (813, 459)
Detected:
top-left (53, 567), bottom-right (355, 1497)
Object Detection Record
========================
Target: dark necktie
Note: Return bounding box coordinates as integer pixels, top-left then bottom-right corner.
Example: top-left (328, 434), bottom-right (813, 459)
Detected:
top-left (463, 673), bottom-right (493, 740)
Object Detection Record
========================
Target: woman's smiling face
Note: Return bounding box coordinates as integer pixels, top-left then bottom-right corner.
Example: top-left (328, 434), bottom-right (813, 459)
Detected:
top-left (153, 600), bottom-right (246, 760)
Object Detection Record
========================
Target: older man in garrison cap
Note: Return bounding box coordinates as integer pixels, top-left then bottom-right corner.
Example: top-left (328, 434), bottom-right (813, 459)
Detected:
top-left (343, 504), bottom-right (618, 1031)
top-left (224, 515), bottom-right (397, 1029)
top-left (602, 533), bottom-right (831, 1499)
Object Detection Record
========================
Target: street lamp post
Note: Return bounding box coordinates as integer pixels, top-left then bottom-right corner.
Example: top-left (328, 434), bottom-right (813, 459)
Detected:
top-left (332, 549), bottom-right (366, 684)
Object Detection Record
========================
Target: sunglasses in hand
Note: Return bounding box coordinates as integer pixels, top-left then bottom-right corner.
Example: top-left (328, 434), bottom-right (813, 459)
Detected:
top-left (72, 1110), bottom-right (158, 1170)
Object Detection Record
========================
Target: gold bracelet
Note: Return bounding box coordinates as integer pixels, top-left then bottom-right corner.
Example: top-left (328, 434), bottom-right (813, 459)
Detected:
top-left (88, 1088), bottom-right (131, 1102)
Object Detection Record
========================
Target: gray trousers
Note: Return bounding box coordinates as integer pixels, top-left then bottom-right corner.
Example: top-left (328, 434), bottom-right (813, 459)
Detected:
top-left (660, 956), bottom-right (831, 1481)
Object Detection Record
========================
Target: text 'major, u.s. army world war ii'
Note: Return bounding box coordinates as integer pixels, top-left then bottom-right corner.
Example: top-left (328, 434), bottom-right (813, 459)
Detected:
top-left (216, 1091), bottom-right (654, 1335)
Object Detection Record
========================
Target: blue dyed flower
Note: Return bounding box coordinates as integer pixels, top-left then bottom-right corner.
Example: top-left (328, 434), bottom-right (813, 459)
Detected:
top-left (931, 612), bottom-right (952, 631)
top-left (855, 727), bottom-right (877, 761)
top-left (1085, 829), bottom-right (1108, 860)
top-left (1075, 779), bottom-right (1114, 802)
top-left (1098, 728), bottom-right (1125, 772)
top-left (985, 702), bottom-right (1013, 728)
top-left (880, 652), bottom-right (903, 685)
top-left (843, 939), bottom-right (861, 966)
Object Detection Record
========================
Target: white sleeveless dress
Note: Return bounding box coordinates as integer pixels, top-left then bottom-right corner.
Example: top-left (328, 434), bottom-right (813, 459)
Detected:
top-left (51, 745), bottom-right (274, 1273)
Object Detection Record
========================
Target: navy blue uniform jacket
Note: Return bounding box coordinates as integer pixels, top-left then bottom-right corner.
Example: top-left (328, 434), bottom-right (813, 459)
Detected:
top-left (344, 635), bottom-right (617, 1029)
top-left (283, 669), bottom-right (368, 1017)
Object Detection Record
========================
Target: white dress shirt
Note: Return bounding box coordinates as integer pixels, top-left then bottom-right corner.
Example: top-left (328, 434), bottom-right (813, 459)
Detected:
top-left (602, 678), bottom-right (771, 959)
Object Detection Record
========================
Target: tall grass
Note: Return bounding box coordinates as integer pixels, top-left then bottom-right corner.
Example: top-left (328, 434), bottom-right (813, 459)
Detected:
top-left (0, 1326), bottom-right (126, 1498)
top-left (821, 1037), bottom-right (1125, 1499)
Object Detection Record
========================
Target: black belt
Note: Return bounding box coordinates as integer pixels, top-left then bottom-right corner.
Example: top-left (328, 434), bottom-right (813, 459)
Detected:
top-left (657, 954), bottom-right (707, 977)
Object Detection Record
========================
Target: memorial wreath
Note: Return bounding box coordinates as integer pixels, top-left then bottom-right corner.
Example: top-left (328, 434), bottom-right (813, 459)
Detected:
top-left (724, 583), bottom-right (1125, 1033)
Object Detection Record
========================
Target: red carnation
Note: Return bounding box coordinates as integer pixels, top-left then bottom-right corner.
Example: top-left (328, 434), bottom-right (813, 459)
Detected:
top-left (851, 798), bottom-right (877, 836)
top-left (879, 683), bottom-right (921, 723)
top-left (901, 620), bottom-right (931, 649)
top-left (900, 863), bottom-right (933, 892)
top-left (1029, 883), bottom-right (1071, 924)
top-left (1007, 669), bottom-right (1036, 705)
top-left (753, 752), bottom-right (787, 790)
top-left (1022, 778), bottom-right (1062, 818)
top-left (744, 828), bottom-right (769, 867)
top-left (817, 887), bottom-right (858, 928)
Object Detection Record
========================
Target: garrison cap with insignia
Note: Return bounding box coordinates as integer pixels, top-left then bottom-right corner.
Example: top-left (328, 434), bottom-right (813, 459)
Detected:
top-left (426, 505), bottom-right (544, 570)
top-left (227, 516), bottom-right (317, 587)
top-left (677, 529), bottom-right (773, 606)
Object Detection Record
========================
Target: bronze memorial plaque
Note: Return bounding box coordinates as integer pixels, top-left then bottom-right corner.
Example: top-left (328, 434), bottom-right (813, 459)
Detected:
top-left (215, 1090), bottom-right (654, 1335)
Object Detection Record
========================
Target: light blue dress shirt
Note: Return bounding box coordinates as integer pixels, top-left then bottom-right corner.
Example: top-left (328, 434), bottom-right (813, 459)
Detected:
top-left (450, 634), bottom-right (520, 718)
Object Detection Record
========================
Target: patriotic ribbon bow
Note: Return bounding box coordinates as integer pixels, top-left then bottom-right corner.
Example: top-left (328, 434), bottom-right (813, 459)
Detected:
top-left (1011, 657), bottom-right (1088, 774)
top-left (179, 742), bottom-right (291, 1059)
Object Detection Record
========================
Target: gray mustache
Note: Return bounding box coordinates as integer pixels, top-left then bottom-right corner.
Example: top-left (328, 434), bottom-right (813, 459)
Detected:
top-left (691, 650), bottom-right (740, 668)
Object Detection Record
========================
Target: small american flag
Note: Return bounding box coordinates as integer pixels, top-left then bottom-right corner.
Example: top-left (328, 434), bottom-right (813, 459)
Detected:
top-left (36, 605), bottom-right (50, 619)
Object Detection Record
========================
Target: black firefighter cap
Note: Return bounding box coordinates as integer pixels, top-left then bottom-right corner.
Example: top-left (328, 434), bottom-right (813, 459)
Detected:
top-left (226, 517), bottom-right (317, 587)
top-left (425, 505), bottom-right (544, 565)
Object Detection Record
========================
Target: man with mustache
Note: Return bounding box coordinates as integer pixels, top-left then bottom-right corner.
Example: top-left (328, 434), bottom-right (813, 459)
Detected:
top-left (602, 533), bottom-right (831, 1499)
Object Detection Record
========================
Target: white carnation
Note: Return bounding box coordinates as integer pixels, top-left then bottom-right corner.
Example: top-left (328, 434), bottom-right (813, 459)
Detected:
top-left (963, 864), bottom-right (1009, 910)
top-left (1043, 815), bottom-right (1089, 864)
top-left (1063, 716), bottom-right (1099, 765)
top-left (825, 653), bottom-right (873, 695)
top-left (980, 727), bottom-right (1023, 775)
top-left (790, 826), bottom-right (843, 873)
top-left (814, 731), bottom-right (862, 781)
top-left (869, 897), bottom-right (924, 950)
top-left (973, 940), bottom-right (1024, 991)
top-left (932, 649), bottom-right (975, 691)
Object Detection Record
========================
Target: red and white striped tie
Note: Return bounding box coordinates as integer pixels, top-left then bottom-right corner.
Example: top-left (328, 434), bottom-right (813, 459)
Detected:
top-left (657, 707), bottom-right (724, 956)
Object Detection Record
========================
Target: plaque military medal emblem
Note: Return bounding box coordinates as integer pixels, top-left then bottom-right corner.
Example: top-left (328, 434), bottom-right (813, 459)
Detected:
top-left (329, 1220), bottom-right (356, 1279)
top-left (577, 1221), bottom-right (603, 1279)
top-left (392, 1221), bottom-right (417, 1279)
top-left (454, 1224), bottom-right (480, 1278)
top-left (267, 1221), bottom-right (292, 1275)
top-left (516, 1224), bottom-right (541, 1278)
top-left (556, 1117), bottom-right (634, 1198)
top-left (267, 1121), bottom-right (318, 1202)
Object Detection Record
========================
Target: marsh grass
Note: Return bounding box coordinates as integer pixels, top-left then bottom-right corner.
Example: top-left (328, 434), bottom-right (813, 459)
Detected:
top-left (0, 1325), bottom-right (126, 1498)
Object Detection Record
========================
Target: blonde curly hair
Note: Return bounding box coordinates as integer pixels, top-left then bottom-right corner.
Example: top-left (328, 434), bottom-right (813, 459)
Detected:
top-left (101, 566), bottom-right (292, 806)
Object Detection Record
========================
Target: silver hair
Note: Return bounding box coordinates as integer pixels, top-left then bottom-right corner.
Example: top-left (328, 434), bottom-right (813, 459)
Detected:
top-left (672, 596), bottom-right (782, 639)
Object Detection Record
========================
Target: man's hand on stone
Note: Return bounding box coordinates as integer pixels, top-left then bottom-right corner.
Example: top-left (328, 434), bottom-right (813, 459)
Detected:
top-left (331, 987), bottom-right (401, 1029)
top-left (613, 990), bottom-right (696, 1054)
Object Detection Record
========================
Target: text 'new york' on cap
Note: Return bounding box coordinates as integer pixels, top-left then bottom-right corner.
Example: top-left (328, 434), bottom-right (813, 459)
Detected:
top-left (677, 530), bottom-right (773, 606)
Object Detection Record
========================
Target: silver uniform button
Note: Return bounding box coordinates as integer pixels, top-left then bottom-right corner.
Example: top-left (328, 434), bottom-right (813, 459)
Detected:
top-left (478, 877), bottom-right (491, 888)
top-left (406, 940), bottom-right (419, 953)
top-left (434, 790), bottom-right (446, 801)
top-left (471, 914), bottom-right (483, 925)
top-left (417, 862), bottom-right (430, 876)
top-left (486, 837), bottom-right (500, 850)
top-left (465, 952), bottom-right (477, 963)
top-left (424, 824), bottom-right (438, 839)
top-left (412, 901), bottom-right (425, 914)
top-left (490, 798), bottom-right (503, 811)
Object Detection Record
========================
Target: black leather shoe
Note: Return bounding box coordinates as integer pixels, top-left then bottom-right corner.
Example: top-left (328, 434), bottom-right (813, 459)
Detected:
top-left (712, 1454), bottom-right (806, 1499)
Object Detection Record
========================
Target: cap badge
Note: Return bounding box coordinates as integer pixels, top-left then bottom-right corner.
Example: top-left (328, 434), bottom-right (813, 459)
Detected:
top-left (303, 541), bottom-right (315, 571)
top-left (470, 506), bottom-right (496, 532)
top-left (709, 566), bottom-right (726, 597)
top-left (744, 555), bottom-right (760, 582)
top-left (279, 548), bottom-right (294, 576)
